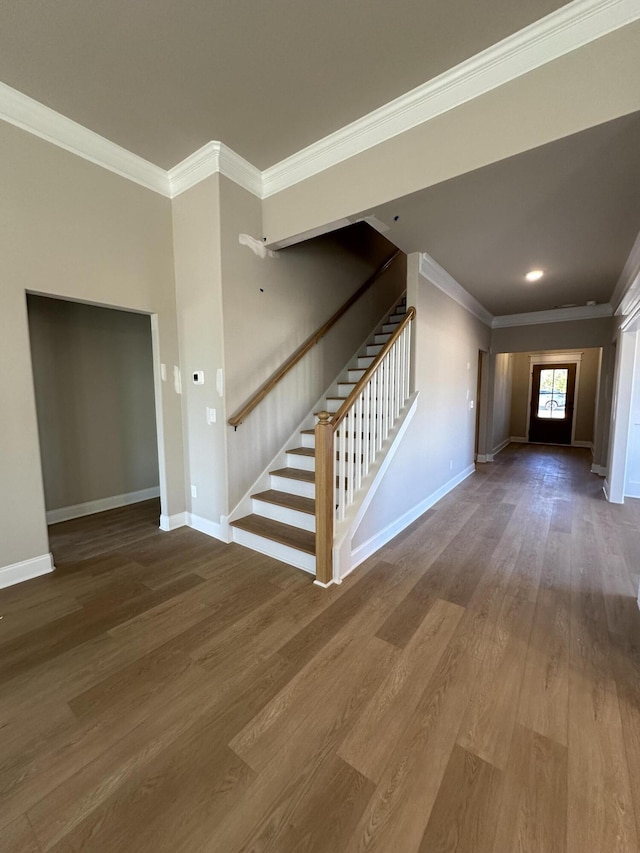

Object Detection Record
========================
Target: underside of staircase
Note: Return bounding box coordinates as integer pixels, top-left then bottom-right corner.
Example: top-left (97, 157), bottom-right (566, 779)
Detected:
top-left (230, 294), bottom-right (408, 576)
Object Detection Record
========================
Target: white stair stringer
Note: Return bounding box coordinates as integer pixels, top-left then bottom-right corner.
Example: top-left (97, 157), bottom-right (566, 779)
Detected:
top-left (332, 392), bottom-right (419, 583)
top-left (228, 292), bottom-right (409, 579)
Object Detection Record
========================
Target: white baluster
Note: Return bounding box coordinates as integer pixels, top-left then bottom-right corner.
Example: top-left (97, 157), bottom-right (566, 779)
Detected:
top-left (355, 393), bottom-right (363, 492)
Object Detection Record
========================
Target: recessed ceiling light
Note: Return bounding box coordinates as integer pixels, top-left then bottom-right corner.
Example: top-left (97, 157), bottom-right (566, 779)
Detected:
top-left (525, 269), bottom-right (544, 282)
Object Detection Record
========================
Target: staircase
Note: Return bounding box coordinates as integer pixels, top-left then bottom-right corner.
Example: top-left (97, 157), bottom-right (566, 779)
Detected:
top-left (230, 294), bottom-right (408, 576)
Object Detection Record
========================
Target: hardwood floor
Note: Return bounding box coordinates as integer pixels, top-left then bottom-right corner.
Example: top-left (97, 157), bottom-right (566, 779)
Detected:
top-left (1, 444), bottom-right (639, 852)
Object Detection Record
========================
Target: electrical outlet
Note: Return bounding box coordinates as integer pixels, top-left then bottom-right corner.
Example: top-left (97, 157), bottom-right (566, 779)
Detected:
top-left (206, 407), bottom-right (216, 425)
top-left (191, 484), bottom-right (197, 498)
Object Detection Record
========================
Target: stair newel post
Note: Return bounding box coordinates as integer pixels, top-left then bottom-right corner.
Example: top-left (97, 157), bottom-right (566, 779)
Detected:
top-left (314, 411), bottom-right (334, 586)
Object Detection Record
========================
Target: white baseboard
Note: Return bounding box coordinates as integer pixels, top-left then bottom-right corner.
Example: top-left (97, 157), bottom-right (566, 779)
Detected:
top-left (478, 436), bottom-right (512, 463)
top-left (591, 463), bottom-right (607, 477)
top-left (159, 512), bottom-right (187, 531)
top-left (349, 463), bottom-right (476, 569)
top-left (510, 436), bottom-right (528, 443)
top-left (492, 437), bottom-right (511, 457)
top-left (187, 512), bottom-right (230, 543)
top-left (0, 552), bottom-right (55, 590)
top-left (624, 482), bottom-right (640, 499)
top-left (573, 440), bottom-right (594, 450)
top-left (47, 486), bottom-right (160, 525)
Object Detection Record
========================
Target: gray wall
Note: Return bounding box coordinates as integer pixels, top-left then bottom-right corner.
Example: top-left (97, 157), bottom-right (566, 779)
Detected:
top-left (220, 177), bottom-right (406, 511)
top-left (0, 121), bottom-right (184, 571)
top-left (28, 296), bottom-right (159, 513)
top-left (508, 348), bottom-right (601, 443)
top-left (491, 352), bottom-right (513, 452)
top-left (353, 255), bottom-right (491, 549)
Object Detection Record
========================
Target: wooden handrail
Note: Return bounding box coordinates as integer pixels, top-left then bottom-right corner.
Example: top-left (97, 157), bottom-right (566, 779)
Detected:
top-left (228, 251), bottom-right (400, 427)
top-left (329, 306), bottom-right (416, 429)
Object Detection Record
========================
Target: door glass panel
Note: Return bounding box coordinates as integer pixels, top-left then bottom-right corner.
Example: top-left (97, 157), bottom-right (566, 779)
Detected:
top-left (537, 368), bottom-right (567, 419)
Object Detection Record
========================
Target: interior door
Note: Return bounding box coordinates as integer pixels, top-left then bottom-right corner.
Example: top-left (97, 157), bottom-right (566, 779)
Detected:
top-left (529, 363), bottom-right (576, 445)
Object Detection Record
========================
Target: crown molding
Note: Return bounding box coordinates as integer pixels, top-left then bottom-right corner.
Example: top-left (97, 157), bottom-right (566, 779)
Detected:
top-left (0, 81), bottom-right (170, 196)
top-left (1, 0), bottom-right (637, 205)
top-left (167, 141), bottom-right (262, 199)
top-left (419, 253), bottom-right (494, 327)
top-left (612, 228), bottom-right (640, 315)
top-left (492, 303), bottom-right (613, 328)
top-left (260, 0), bottom-right (640, 197)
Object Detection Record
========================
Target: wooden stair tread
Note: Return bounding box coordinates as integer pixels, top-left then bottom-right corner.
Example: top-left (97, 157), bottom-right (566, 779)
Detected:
top-left (251, 490), bottom-right (315, 515)
top-left (270, 467), bottom-right (315, 483)
top-left (300, 428), bottom-right (314, 435)
top-left (287, 447), bottom-right (315, 457)
top-left (230, 515), bottom-right (316, 555)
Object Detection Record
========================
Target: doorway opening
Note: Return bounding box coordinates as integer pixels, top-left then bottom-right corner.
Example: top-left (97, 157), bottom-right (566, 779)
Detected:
top-left (26, 294), bottom-right (164, 562)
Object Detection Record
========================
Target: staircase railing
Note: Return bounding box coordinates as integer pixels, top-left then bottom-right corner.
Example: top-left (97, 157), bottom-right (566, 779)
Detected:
top-left (314, 305), bottom-right (416, 585)
top-left (228, 251), bottom-right (400, 428)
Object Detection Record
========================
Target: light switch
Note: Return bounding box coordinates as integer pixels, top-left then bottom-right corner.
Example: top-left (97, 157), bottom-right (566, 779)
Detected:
top-left (206, 407), bottom-right (216, 425)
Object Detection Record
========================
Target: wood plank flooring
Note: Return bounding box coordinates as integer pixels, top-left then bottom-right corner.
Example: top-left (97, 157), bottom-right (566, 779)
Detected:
top-left (1, 444), bottom-right (640, 852)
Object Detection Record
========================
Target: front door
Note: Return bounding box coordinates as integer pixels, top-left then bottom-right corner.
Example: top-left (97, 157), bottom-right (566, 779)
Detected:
top-left (529, 363), bottom-right (576, 445)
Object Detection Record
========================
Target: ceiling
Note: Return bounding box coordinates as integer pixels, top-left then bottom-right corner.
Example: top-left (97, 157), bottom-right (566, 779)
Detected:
top-left (366, 112), bottom-right (640, 317)
top-left (1, 1), bottom-right (638, 320)
top-left (0, 0), bottom-right (568, 170)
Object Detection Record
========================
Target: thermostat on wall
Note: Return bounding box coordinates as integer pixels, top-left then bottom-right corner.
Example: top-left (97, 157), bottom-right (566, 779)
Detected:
top-left (193, 371), bottom-right (204, 385)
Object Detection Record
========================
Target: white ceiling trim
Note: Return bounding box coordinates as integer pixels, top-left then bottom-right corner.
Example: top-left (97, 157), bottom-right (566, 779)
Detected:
top-left (0, 81), bottom-right (169, 196)
top-left (611, 228), bottom-right (640, 315)
top-left (492, 303), bottom-right (613, 328)
top-left (1, 0), bottom-right (637, 202)
top-left (167, 141), bottom-right (263, 199)
top-left (260, 0), bottom-right (640, 198)
top-left (419, 253), bottom-right (494, 327)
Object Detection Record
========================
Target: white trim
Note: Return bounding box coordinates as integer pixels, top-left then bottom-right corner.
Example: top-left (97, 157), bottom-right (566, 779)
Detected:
top-left (573, 440), bottom-right (594, 449)
top-left (231, 526), bottom-right (316, 574)
top-left (260, 0), bottom-right (640, 197)
top-left (0, 82), bottom-right (169, 196)
top-left (187, 512), bottom-right (231, 543)
top-left (476, 436), bottom-right (511, 463)
top-left (419, 253), bottom-right (493, 327)
top-left (313, 578), bottom-right (335, 588)
top-left (493, 436), bottom-right (512, 456)
top-left (167, 141), bottom-right (262, 199)
top-left (1, 1), bottom-right (637, 202)
top-left (492, 303), bottom-right (613, 328)
top-left (348, 464), bottom-right (476, 569)
top-left (603, 478), bottom-right (615, 502)
top-left (591, 463), bottom-right (607, 476)
top-left (0, 552), bottom-right (54, 590)
top-left (46, 486), bottom-right (160, 525)
top-left (268, 218), bottom-right (353, 250)
top-left (527, 351), bottom-right (583, 365)
top-left (612, 228), bottom-right (640, 314)
top-left (159, 512), bottom-right (187, 531)
top-left (510, 435), bottom-right (529, 443)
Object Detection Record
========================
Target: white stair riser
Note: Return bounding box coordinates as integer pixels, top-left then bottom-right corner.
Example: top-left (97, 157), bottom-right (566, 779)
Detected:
top-left (382, 323), bottom-right (400, 333)
top-left (231, 527), bottom-right (316, 574)
top-left (324, 399), bottom-right (345, 413)
top-left (348, 369), bottom-right (366, 382)
top-left (389, 313), bottom-right (405, 323)
top-left (300, 432), bottom-right (315, 448)
top-left (251, 498), bottom-right (316, 532)
top-left (357, 356), bottom-right (375, 369)
top-left (366, 344), bottom-right (383, 356)
top-left (337, 383), bottom-right (357, 396)
top-left (286, 452), bottom-right (315, 471)
top-left (270, 474), bottom-right (315, 498)
top-left (374, 333), bottom-right (391, 344)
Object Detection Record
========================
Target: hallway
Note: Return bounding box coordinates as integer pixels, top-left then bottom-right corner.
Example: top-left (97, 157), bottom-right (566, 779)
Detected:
top-left (0, 445), bottom-right (639, 851)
